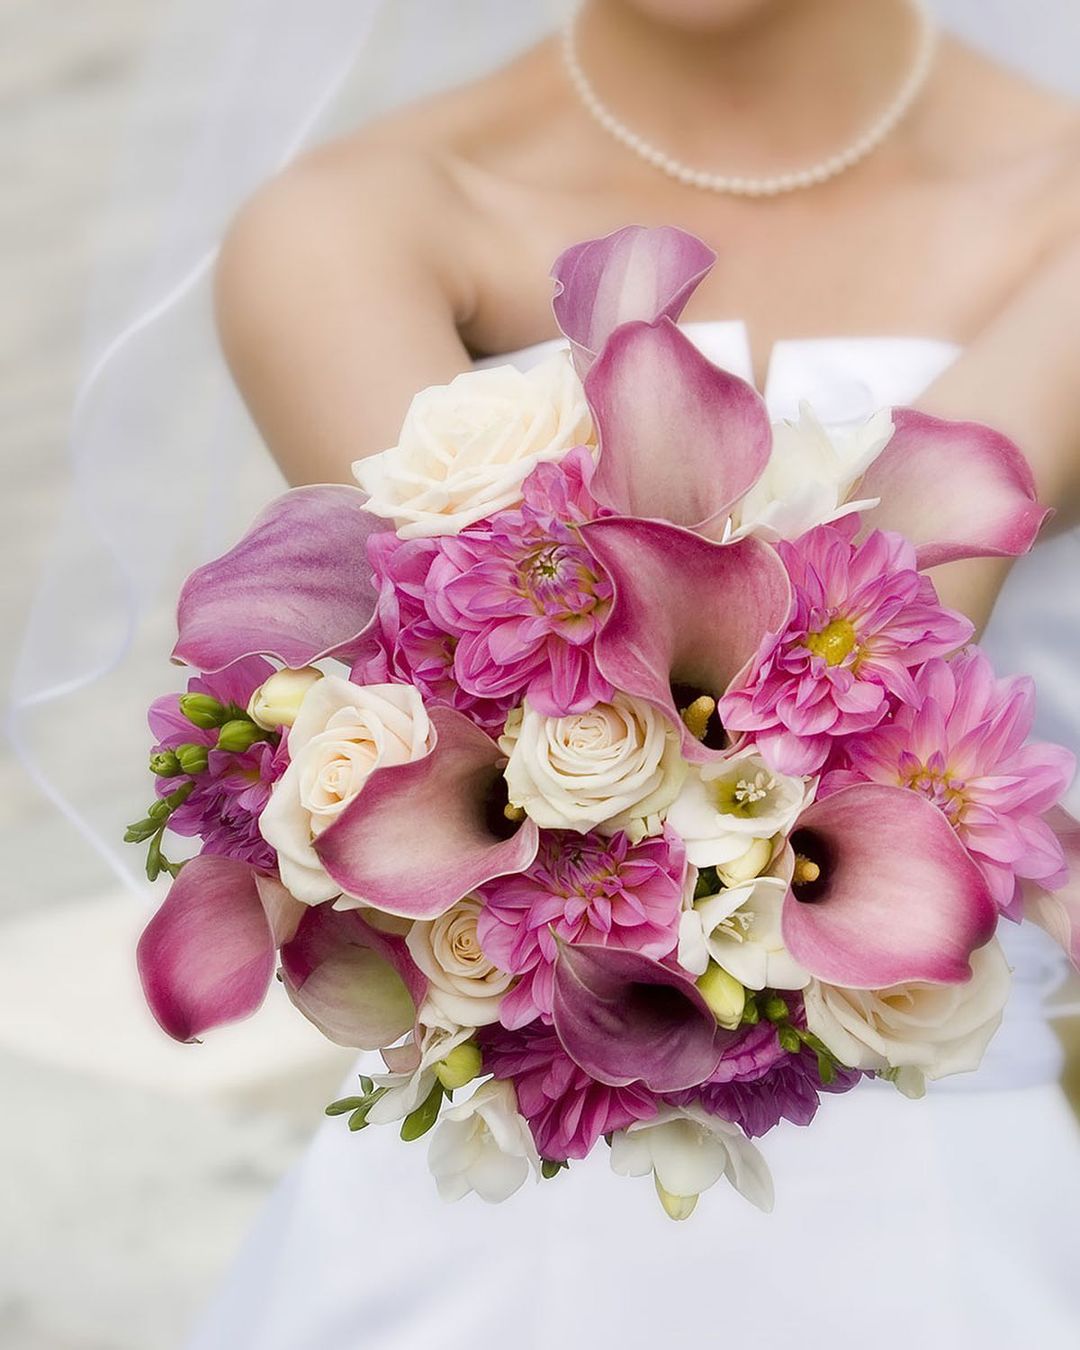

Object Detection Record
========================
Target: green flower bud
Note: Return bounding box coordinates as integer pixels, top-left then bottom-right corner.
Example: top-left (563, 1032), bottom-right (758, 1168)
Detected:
top-left (216, 719), bottom-right (265, 753)
top-left (176, 743), bottom-right (210, 775)
top-left (696, 962), bottom-right (746, 1029)
top-left (762, 996), bottom-right (789, 1023)
top-left (777, 1025), bottom-right (802, 1054)
top-left (146, 798), bottom-right (171, 823)
top-left (178, 692), bottom-right (227, 728)
top-left (434, 1041), bottom-right (483, 1091)
top-left (149, 750), bottom-right (181, 777)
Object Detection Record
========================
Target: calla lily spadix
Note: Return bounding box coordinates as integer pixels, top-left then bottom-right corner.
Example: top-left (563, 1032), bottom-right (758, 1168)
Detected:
top-left (780, 783), bottom-right (998, 989)
top-left (551, 940), bottom-right (738, 1093)
top-left (313, 705), bottom-right (539, 919)
top-left (551, 223), bottom-right (716, 377)
top-left (581, 517), bottom-right (792, 763)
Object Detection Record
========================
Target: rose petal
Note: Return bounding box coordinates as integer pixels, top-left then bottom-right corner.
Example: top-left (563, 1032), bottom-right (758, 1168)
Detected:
top-left (781, 784), bottom-right (998, 988)
top-left (581, 518), bottom-right (792, 763)
top-left (137, 856), bottom-right (278, 1042)
top-left (1024, 806), bottom-right (1080, 971)
top-left (585, 319), bottom-right (771, 534)
top-left (279, 905), bottom-right (424, 1049)
top-left (551, 941), bottom-right (733, 1092)
top-left (857, 409), bottom-right (1049, 569)
top-left (551, 224), bottom-right (716, 375)
top-left (173, 486), bottom-right (380, 671)
top-left (314, 705), bottom-right (539, 918)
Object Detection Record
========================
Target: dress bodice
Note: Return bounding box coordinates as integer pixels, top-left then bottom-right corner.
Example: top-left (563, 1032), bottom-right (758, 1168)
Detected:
top-left (478, 320), bottom-right (1077, 1090)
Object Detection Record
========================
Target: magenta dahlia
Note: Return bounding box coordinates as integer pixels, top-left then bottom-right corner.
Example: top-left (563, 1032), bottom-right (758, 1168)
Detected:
top-left (720, 523), bottom-right (973, 775)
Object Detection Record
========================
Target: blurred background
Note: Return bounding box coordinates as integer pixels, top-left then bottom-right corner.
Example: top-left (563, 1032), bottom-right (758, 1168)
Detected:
top-left (2, 4), bottom-right (1078, 1349)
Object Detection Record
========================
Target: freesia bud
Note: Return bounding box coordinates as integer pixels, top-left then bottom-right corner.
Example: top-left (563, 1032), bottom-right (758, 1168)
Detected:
top-left (655, 1176), bottom-right (698, 1221)
top-left (216, 719), bottom-right (265, 753)
top-left (178, 692), bottom-right (227, 729)
top-left (715, 836), bottom-right (773, 888)
top-left (176, 743), bottom-right (209, 775)
top-left (696, 961), bottom-right (746, 1029)
top-left (434, 1041), bottom-right (483, 1091)
top-left (149, 751), bottom-right (180, 777)
top-left (247, 666), bottom-right (323, 731)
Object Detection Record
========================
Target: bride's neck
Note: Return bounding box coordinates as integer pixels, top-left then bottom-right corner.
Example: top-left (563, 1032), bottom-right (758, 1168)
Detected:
top-left (575, 0), bottom-right (923, 167)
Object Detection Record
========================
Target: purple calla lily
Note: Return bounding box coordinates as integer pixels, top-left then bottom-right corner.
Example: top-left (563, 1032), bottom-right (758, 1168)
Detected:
top-left (581, 517), bottom-right (792, 762)
top-left (1025, 807), bottom-right (1080, 972)
top-left (780, 783), bottom-right (998, 989)
top-left (173, 485), bottom-right (381, 672)
top-left (551, 224), bottom-right (716, 376)
top-left (314, 705), bottom-right (539, 918)
top-left (551, 941), bottom-right (735, 1093)
top-left (858, 409), bottom-right (1049, 569)
top-left (137, 856), bottom-right (305, 1043)
top-left (585, 319), bottom-right (772, 535)
top-left (279, 904), bottom-right (424, 1049)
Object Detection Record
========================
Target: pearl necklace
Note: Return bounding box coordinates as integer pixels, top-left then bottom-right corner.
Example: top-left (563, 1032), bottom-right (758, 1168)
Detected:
top-left (561, 0), bottom-right (937, 197)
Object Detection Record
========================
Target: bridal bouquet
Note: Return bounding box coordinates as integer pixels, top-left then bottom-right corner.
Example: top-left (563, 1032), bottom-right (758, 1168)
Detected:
top-left (132, 226), bottom-right (1079, 1218)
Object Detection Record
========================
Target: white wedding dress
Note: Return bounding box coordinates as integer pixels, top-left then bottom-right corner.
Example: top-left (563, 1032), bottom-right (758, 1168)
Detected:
top-left (188, 323), bottom-right (1080, 1350)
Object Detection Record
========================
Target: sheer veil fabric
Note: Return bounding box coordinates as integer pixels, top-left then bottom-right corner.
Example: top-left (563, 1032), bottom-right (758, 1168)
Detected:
top-left (9, 0), bottom-right (1080, 889)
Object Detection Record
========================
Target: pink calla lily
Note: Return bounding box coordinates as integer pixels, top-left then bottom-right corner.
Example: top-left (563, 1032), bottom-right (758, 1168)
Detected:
top-left (173, 485), bottom-right (381, 672)
top-left (279, 904), bottom-right (424, 1049)
top-left (585, 318), bottom-right (772, 534)
top-left (858, 409), bottom-right (1049, 569)
top-left (137, 855), bottom-right (305, 1043)
top-left (581, 517), bottom-right (792, 763)
top-left (551, 224), bottom-right (716, 376)
top-left (551, 941), bottom-right (735, 1092)
top-left (781, 783), bottom-right (998, 989)
top-left (314, 705), bottom-right (539, 918)
top-left (1024, 806), bottom-right (1080, 971)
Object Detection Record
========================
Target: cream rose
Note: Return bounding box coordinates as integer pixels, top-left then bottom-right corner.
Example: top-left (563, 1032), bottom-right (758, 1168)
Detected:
top-left (259, 677), bottom-right (433, 905)
top-left (406, 896), bottom-right (515, 1029)
top-left (352, 353), bottom-right (594, 538)
top-left (500, 695), bottom-right (686, 838)
top-left (804, 939), bottom-right (1012, 1093)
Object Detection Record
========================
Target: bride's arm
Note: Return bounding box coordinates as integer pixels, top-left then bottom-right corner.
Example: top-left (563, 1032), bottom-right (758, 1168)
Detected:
top-left (918, 237), bottom-right (1080, 631)
top-left (214, 146), bottom-right (477, 485)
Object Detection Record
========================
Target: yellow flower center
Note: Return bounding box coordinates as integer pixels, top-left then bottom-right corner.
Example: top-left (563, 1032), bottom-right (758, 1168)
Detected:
top-left (805, 617), bottom-right (858, 666)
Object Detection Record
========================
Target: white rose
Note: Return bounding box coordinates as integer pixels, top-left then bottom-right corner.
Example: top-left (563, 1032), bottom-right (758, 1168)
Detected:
top-left (247, 665), bottom-right (323, 730)
top-left (427, 1079), bottom-right (540, 1204)
top-left (259, 677), bottom-right (433, 905)
top-left (678, 875), bottom-right (810, 991)
top-left (731, 404), bottom-right (892, 542)
top-left (610, 1107), bottom-right (774, 1220)
top-left (353, 353), bottom-right (594, 539)
top-left (666, 750), bottom-right (811, 868)
top-left (365, 1024), bottom-right (474, 1126)
top-left (406, 896), bottom-right (515, 1029)
top-left (500, 695), bottom-right (686, 838)
top-left (804, 938), bottom-right (1012, 1091)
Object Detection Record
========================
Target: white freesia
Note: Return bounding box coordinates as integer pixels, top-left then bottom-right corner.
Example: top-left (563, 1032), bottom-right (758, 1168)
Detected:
top-left (259, 677), bottom-right (432, 904)
top-left (500, 695), bottom-right (686, 838)
top-left (365, 1025), bottom-right (474, 1126)
top-left (428, 1080), bottom-right (540, 1204)
top-left (610, 1107), bottom-right (774, 1219)
top-left (666, 751), bottom-right (811, 868)
top-left (247, 665), bottom-right (324, 730)
top-left (804, 938), bottom-right (1012, 1093)
top-left (678, 875), bottom-right (811, 991)
top-left (406, 896), bottom-right (515, 1029)
top-left (730, 404), bottom-right (892, 542)
top-left (353, 353), bottom-right (594, 538)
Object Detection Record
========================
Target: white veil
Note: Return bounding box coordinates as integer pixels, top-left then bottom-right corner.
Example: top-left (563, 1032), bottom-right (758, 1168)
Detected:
top-left (9, 0), bottom-right (1080, 895)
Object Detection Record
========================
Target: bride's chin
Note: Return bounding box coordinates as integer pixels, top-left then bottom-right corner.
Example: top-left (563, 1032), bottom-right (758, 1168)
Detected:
top-left (609, 0), bottom-right (795, 36)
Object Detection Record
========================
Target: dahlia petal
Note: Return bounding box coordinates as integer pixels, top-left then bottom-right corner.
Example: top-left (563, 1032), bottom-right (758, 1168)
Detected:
top-left (585, 320), bottom-right (771, 534)
top-left (781, 784), bottom-right (997, 987)
top-left (551, 941), bottom-right (732, 1092)
top-left (1024, 808), bottom-right (1080, 970)
top-left (314, 706), bottom-right (539, 918)
top-left (857, 409), bottom-right (1049, 568)
top-left (173, 486), bottom-right (380, 671)
top-left (550, 224), bottom-right (716, 375)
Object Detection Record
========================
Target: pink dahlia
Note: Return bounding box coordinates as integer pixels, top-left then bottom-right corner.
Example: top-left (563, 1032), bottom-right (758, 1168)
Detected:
top-left (822, 651), bottom-right (1075, 915)
top-left (678, 1050), bottom-right (864, 1138)
top-left (149, 657), bottom-right (288, 870)
top-left (423, 448), bottom-right (614, 715)
top-left (720, 524), bottom-right (973, 775)
top-left (349, 530), bottom-right (515, 736)
top-left (478, 1021), bottom-right (658, 1162)
top-left (477, 827), bottom-right (686, 1029)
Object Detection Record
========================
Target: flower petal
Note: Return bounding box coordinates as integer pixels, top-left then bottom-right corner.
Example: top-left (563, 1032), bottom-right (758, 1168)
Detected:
top-left (314, 705), bottom-right (539, 918)
top-left (173, 486), bottom-right (380, 671)
top-left (781, 783), bottom-right (998, 987)
top-left (137, 855), bottom-right (281, 1042)
top-left (279, 904), bottom-right (424, 1049)
top-left (1024, 807), bottom-right (1080, 971)
top-left (581, 518), bottom-right (792, 763)
top-left (551, 941), bottom-right (734, 1092)
top-left (551, 224), bottom-right (716, 375)
top-left (585, 319), bottom-right (772, 534)
top-left (857, 409), bottom-right (1049, 568)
